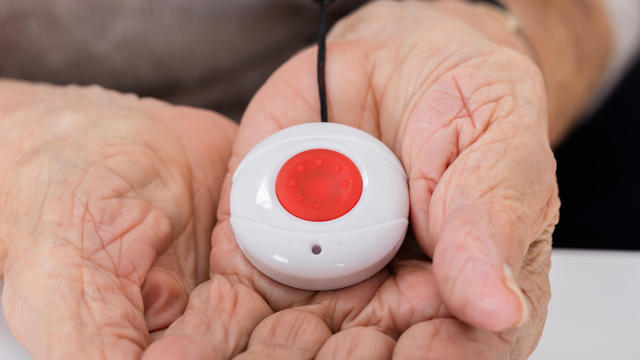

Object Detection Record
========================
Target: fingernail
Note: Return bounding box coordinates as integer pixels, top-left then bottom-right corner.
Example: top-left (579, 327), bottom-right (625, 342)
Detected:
top-left (503, 263), bottom-right (529, 328)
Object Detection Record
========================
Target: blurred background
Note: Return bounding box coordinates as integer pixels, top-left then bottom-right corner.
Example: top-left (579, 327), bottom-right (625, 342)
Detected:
top-left (554, 59), bottom-right (639, 251)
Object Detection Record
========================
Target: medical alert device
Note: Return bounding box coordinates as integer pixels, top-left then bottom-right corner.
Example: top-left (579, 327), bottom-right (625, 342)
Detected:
top-left (229, 1), bottom-right (408, 290)
top-left (229, 123), bottom-right (409, 290)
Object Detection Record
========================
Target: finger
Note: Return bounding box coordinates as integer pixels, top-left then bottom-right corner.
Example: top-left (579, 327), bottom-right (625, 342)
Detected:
top-left (234, 309), bottom-right (331, 360)
top-left (379, 50), bottom-right (557, 332)
top-left (343, 258), bottom-right (449, 338)
top-left (143, 275), bottom-right (272, 360)
top-left (304, 271), bottom-right (388, 332)
top-left (316, 327), bottom-right (395, 360)
top-left (428, 107), bottom-right (559, 332)
top-left (393, 319), bottom-right (513, 360)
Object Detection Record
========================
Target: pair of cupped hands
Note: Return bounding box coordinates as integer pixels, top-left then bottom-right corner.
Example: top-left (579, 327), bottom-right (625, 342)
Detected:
top-left (0, 2), bottom-right (560, 359)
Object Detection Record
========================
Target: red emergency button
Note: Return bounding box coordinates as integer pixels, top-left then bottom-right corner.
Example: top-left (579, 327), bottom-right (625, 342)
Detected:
top-left (276, 149), bottom-right (363, 222)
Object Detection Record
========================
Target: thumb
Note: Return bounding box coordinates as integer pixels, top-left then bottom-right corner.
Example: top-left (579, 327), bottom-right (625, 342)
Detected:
top-left (429, 121), bottom-right (559, 332)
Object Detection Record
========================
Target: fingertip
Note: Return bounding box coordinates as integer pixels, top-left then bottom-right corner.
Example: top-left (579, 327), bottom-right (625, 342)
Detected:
top-left (434, 243), bottom-right (526, 332)
top-left (143, 336), bottom-right (213, 360)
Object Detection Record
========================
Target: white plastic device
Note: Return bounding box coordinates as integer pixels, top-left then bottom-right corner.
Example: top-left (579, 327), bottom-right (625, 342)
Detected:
top-left (229, 123), bottom-right (409, 290)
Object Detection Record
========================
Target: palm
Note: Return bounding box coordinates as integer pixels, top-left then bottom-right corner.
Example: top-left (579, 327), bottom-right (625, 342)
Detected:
top-left (0, 82), bottom-right (235, 359)
top-left (148, 4), bottom-right (558, 359)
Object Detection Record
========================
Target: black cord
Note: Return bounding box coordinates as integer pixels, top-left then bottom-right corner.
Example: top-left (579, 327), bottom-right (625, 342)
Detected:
top-left (316, 0), bottom-right (330, 123)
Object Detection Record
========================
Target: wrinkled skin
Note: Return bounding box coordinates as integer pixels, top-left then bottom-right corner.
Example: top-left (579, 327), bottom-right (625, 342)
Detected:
top-left (1, 1), bottom-right (560, 359)
top-left (0, 82), bottom-right (237, 359)
top-left (144, 2), bottom-right (560, 360)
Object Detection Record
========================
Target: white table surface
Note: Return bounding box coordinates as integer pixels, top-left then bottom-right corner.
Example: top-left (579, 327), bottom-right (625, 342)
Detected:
top-left (1, 249), bottom-right (639, 359)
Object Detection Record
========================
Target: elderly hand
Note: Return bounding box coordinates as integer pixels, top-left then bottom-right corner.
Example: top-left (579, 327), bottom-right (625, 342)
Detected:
top-left (0, 81), bottom-right (236, 359)
top-left (143, 2), bottom-right (560, 359)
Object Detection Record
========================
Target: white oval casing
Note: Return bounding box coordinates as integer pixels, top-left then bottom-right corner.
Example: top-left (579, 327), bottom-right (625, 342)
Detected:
top-left (229, 123), bottom-right (409, 290)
